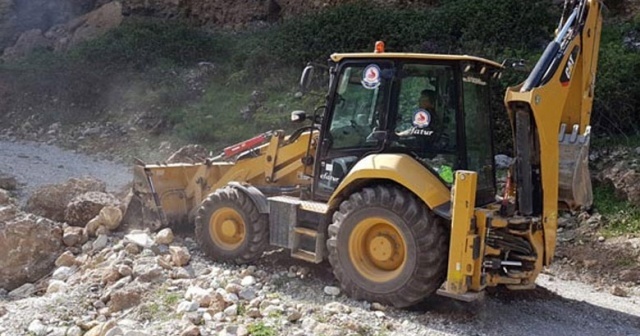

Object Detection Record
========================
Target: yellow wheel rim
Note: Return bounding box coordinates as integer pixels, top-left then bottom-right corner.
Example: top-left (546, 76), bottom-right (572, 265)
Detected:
top-left (348, 217), bottom-right (407, 283)
top-left (209, 207), bottom-right (246, 250)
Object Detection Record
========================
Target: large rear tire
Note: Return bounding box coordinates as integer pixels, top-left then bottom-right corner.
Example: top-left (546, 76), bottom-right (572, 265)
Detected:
top-left (327, 186), bottom-right (448, 308)
top-left (195, 187), bottom-right (269, 264)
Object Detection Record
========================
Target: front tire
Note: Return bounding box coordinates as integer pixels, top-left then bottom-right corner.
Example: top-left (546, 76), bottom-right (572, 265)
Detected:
top-left (327, 186), bottom-right (448, 307)
top-left (195, 187), bottom-right (269, 264)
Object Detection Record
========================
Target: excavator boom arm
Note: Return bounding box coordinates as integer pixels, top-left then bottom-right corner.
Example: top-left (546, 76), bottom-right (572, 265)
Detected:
top-left (504, 0), bottom-right (603, 263)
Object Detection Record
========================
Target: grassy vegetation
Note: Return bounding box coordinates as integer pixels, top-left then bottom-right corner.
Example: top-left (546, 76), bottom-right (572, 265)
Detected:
top-left (3, 0), bottom-right (638, 151)
top-left (247, 322), bottom-right (277, 336)
top-left (593, 185), bottom-right (640, 236)
top-left (591, 133), bottom-right (640, 149)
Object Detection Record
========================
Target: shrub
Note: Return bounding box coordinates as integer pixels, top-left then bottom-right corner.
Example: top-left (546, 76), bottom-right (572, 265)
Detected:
top-left (68, 19), bottom-right (229, 70)
top-left (592, 18), bottom-right (640, 136)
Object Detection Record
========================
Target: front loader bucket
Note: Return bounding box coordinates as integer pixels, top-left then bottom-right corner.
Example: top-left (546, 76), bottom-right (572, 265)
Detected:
top-left (558, 124), bottom-right (593, 210)
top-left (121, 164), bottom-right (169, 231)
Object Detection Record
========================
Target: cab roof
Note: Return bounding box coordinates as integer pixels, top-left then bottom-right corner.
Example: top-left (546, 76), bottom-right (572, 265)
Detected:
top-left (330, 52), bottom-right (503, 69)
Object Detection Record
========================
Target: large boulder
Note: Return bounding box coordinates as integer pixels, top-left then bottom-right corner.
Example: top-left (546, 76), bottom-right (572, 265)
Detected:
top-left (0, 205), bottom-right (63, 290)
top-left (66, 1), bottom-right (124, 50)
top-left (25, 177), bottom-right (106, 222)
top-left (64, 191), bottom-right (121, 227)
top-left (166, 144), bottom-right (209, 164)
top-left (0, 173), bottom-right (17, 190)
top-left (599, 161), bottom-right (640, 207)
top-left (1, 29), bottom-right (52, 60)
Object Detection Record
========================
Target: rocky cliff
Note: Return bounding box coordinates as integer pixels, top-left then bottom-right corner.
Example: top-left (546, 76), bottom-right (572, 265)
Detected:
top-left (0, 0), bottom-right (438, 52)
top-left (0, 0), bottom-right (97, 49)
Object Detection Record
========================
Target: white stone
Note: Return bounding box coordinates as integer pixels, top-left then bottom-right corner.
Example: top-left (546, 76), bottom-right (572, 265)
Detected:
top-left (185, 286), bottom-right (213, 307)
top-left (124, 232), bottom-right (155, 248)
top-left (209, 279), bottom-right (222, 289)
top-left (323, 286), bottom-right (341, 296)
top-left (238, 287), bottom-right (257, 301)
top-left (27, 319), bottom-right (48, 336)
top-left (237, 325), bottom-right (249, 336)
top-left (155, 228), bottom-right (174, 245)
top-left (240, 275), bottom-right (256, 286)
top-left (123, 331), bottom-right (152, 336)
top-left (262, 305), bottom-right (284, 316)
top-left (301, 318), bottom-right (318, 331)
top-left (177, 301), bottom-right (199, 314)
top-left (47, 279), bottom-right (69, 294)
top-left (66, 325), bottom-right (83, 336)
top-left (223, 292), bottom-right (239, 304)
top-left (93, 234), bottom-right (109, 251)
top-left (52, 266), bottom-right (74, 281)
top-left (224, 304), bottom-right (238, 317)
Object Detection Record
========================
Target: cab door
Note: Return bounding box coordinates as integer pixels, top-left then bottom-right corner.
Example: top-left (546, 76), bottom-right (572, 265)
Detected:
top-left (313, 61), bottom-right (393, 201)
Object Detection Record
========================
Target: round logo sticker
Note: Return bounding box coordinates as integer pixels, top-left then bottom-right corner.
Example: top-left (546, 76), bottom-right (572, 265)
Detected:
top-left (361, 64), bottom-right (381, 90)
top-left (413, 109), bottom-right (431, 128)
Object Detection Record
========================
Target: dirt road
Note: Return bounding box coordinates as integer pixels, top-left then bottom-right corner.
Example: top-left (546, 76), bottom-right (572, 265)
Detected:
top-left (0, 139), bottom-right (131, 202)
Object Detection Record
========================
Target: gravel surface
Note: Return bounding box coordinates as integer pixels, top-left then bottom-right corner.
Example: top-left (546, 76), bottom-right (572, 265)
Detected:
top-left (256, 253), bottom-right (640, 336)
top-left (0, 140), bottom-right (131, 202)
top-left (1, 140), bottom-right (639, 336)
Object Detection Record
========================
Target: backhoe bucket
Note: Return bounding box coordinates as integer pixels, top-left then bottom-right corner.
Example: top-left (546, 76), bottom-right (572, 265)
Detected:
top-left (122, 164), bottom-right (170, 231)
top-left (558, 124), bottom-right (593, 209)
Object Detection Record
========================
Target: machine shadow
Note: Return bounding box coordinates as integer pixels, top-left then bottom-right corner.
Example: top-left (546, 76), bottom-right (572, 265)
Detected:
top-left (258, 249), bottom-right (640, 335)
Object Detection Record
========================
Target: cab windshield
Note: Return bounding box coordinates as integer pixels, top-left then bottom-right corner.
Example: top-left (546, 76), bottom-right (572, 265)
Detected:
top-left (328, 63), bottom-right (391, 150)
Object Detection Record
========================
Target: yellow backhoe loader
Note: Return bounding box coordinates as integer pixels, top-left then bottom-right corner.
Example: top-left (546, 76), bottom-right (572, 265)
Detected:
top-left (125, 0), bottom-right (602, 307)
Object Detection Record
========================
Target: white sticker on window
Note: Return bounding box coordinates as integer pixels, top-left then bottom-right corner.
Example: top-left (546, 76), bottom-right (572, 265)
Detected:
top-left (361, 64), bottom-right (381, 90)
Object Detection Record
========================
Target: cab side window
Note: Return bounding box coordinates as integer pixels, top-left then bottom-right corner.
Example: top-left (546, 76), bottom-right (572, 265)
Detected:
top-left (391, 64), bottom-right (457, 183)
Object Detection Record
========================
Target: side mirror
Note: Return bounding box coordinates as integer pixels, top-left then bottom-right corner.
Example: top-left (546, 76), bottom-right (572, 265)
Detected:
top-left (291, 110), bottom-right (307, 123)
top-left (300, 65), bottom-right (314, 92)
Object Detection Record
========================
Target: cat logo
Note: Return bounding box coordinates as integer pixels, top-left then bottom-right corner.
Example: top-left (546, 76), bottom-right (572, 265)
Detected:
top-left (560, 46), bottom-right (580, 87)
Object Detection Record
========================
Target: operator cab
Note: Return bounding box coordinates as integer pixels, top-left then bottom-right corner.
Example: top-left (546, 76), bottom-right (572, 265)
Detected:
top-left (301, 42), bottom-right (503, 206)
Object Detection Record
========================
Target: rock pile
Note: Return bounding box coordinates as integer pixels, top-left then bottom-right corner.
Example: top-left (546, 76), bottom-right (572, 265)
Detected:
top-left (0, 211), bottom-right (401, 336)
top-left (0, 176), bottom-right (126, 294)
top-left (25, 177), bottom-right (106, 222)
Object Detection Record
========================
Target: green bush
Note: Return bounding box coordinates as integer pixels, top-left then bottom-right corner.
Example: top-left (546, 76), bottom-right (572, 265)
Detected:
top-left (68, 19), bottom-right (229, 70)
top-left (592, 18), bottom-right (640, 136)
top-left (256, 0), bottom-right (557, 66)
top-left (594, 185), bottom-right (640, 236)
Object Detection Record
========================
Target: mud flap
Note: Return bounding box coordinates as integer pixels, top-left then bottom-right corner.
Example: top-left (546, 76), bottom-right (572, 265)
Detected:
top-left (558, 124), bottom-right (593, 209)
top-left (121, 164), bottom-right (168, 231)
